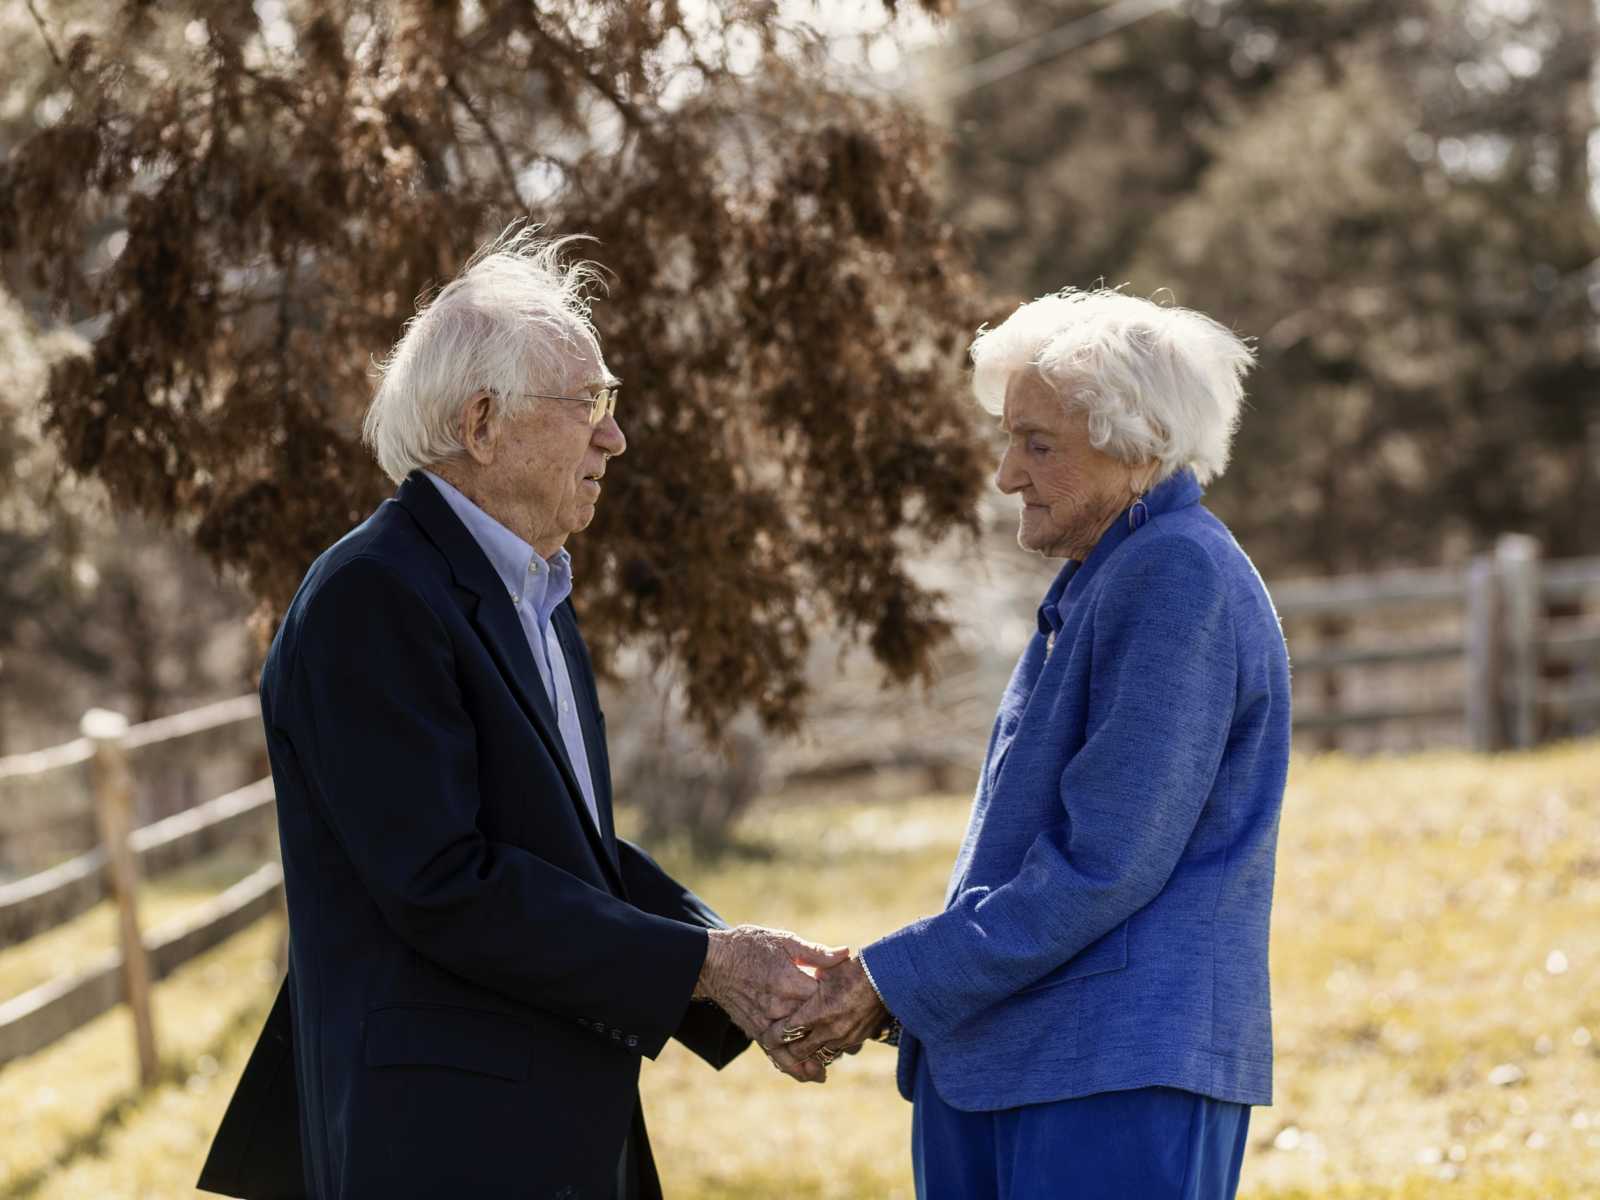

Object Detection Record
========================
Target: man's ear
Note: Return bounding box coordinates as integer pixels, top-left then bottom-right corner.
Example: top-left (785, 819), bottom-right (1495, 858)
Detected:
top-left (460, 392), bottom-right (498, 466)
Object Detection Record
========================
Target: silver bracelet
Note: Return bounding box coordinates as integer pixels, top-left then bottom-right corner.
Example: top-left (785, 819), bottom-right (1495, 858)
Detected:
top-left (858, 953), bottom-right (901, 1045)
top-left (858, 952), bottom-right (888, 1005)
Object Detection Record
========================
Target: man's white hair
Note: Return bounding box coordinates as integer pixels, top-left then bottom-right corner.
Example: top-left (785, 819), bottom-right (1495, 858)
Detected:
top-left (969, 288), bottom-right (1255, 486)
top-left (363, 227), bottom-right (606, 484)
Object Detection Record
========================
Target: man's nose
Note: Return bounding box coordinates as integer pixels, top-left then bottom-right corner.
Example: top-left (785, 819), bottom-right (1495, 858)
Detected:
top-left (594, 413), bottom-right (626, 458)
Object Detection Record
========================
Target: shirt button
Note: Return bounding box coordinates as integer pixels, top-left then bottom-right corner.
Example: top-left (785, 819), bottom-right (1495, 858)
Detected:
top-left (561, 700), bottom-right (569, 713)
top-left (528, 561), bottom-right (538, 573)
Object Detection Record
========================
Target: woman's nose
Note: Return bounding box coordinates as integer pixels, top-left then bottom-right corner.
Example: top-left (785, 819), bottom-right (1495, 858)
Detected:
top-left (995, 446), bottom-right (1024, 494)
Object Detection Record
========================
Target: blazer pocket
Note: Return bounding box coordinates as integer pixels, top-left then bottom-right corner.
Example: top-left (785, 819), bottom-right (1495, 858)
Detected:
top-left (363, 1003), bottom-right (534, 1082)
top-left (1017, 921), bottom-right (1130, 995)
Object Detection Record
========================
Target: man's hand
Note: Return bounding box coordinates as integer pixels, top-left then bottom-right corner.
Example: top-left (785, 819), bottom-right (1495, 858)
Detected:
top-left (760, 955), bottom-right (887, 1069)
top-left (694, 926), bottom-right (847, 1082)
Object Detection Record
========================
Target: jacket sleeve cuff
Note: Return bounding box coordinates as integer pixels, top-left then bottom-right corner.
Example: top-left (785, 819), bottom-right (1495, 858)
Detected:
top-left (636, 922), bottom-right (711, 1059)
top-left (671, 997), bottom-right (750, 1069)
top-left (859, 919), bottom-right (965, 1045)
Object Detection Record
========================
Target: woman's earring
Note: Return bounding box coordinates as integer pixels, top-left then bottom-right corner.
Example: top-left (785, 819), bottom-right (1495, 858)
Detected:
top-left (1129, 495), bottom-right (1149, 531)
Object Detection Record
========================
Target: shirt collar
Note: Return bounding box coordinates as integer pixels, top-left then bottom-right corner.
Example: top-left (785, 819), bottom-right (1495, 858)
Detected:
top-left (423, 471), bottom-right (573, 623)
top-left (1036, 468), bottom-right (1204, 636)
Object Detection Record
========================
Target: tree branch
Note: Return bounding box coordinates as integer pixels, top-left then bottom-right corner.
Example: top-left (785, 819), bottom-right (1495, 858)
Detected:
top-left (25, 0), bottom-right (63, 68)
top-left (274, 255), bottom-right (297, 420)
top-left (521, 10), bottom-right (650, 132)
top-left (446, 75), bottom-right (527, 209)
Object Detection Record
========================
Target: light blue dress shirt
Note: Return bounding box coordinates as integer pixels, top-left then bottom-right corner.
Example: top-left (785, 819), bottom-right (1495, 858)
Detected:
top-left (422, 471), bottom-right (601, 834)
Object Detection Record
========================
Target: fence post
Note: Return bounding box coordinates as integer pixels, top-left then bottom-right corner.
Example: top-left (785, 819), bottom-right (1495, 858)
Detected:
top-left (1313, 613), bottom-right (1350, 753)
top-left (1464, 555), bottom-right (1501, 751)
top-left (81, 708), bottom-right (159, 1086)
top-left (1495, 535), bottom-right (1543, 750)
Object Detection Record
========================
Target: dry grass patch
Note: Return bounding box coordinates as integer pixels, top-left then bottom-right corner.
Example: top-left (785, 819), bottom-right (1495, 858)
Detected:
top-left (634, 747), bottom-right (1600, 1198)
top-left (1, 744), bottom-right (1596, 1198)
top-left (1, 917), bottom-right (281, 1199)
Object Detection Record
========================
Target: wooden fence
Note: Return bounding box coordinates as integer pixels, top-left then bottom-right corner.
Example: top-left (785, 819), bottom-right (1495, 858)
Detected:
top-left (0, 701), bottom-right (277, 1083)
top-left (1273, 535), bottom-right (1600, 749)
top-left (1, 534), bottom-right (1597, 1085)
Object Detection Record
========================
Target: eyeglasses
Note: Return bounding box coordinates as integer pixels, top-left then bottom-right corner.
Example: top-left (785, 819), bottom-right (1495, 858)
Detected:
top-left (509, 383), bottom-right (620, 427)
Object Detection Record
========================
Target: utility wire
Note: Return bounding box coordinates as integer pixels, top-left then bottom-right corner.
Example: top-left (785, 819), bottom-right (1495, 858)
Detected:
top-left (945, 0), bottom-right (1186, 98)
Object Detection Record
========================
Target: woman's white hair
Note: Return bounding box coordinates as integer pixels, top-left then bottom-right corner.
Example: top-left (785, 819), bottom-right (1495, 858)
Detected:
top-left (969, 288), bottom-right (1255, 486)
top-left (363, 226), bottom-right (606, 484)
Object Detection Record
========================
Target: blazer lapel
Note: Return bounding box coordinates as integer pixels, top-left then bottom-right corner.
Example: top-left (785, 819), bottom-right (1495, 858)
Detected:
top-left (552, 603), bottom-right (622, 875)
top-left (394, 474), bottom-right (621, 890)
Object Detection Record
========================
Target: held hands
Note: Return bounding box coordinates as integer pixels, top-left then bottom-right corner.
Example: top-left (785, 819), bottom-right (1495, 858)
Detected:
top-left (694, 926), bottom-right (847, 1082)
top-left (759, 956), bottom-right (887, 1076)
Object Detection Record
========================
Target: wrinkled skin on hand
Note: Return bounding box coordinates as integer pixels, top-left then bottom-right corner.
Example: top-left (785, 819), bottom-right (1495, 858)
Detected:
top-left (694, 925), bottom-right (847, 1082)
top-left (761, 956), bottom-right (887, 1067)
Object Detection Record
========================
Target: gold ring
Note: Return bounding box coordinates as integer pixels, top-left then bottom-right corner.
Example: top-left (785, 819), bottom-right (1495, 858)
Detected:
top-left (781, 1025), bottom-right (809, 1044)
top-left (814, 1045), bottom-right (839, 1065)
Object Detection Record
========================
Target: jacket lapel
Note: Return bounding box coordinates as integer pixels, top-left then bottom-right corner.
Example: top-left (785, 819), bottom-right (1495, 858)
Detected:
top-left (553, 603), bottom-right (622, 877)
top-left (393, 474), bottom-right (622, 890)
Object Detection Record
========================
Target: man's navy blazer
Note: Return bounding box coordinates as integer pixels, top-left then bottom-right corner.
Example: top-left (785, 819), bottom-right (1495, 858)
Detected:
top-left (198, 473), bottom-right (747, 1199)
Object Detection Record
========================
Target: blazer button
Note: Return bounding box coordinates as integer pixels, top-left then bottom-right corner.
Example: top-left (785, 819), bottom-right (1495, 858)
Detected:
top-left (611, 1028), bottom-right (622, 1041)
top-left (625, 1035), bottom-right (639, 1049)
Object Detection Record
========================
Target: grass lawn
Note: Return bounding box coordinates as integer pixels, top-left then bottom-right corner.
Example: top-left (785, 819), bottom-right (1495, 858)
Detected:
top-left (1, 745), bottom-right (1596, 1198)
top-left (0, 852), bottom-right (282, 1200)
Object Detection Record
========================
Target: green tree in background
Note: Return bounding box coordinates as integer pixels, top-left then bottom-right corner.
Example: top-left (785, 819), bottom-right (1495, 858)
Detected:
top-left (942, 0), bottom-right (1600, 572)
top-left (2, 0), bottom-right (986, 737)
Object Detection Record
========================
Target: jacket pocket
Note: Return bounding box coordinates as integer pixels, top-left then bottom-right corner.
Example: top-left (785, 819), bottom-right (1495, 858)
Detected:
top-left (363, 1003), bottom-right (534, 1082)
top-left (1016, 921), bottom-right (1129, 995)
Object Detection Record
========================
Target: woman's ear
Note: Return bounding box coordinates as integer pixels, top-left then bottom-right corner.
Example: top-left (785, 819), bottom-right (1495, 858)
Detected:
top-left (460, 392), bottom-right (498, 465)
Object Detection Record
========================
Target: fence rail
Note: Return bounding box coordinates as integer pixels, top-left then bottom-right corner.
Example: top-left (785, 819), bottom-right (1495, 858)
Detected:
top-left (0, 703), bottom-right (277, 1085)
top-left (0, 695), bottom-right (259, 785)
top-left (0, 778), bottom-right (276, 948)
top-left (0, 695), bottom-right (264, 875)
top-left (1, 537), bottom-right (1597, 1086)
top-left (0, 863), bottom-right (282, 1068)
top-left (1287, 637), bottom-right (1464, 673)
top-left (1274, 538), bottom-right (1600, 747)
top-left (1270, 564), bottom-right (1469, 616)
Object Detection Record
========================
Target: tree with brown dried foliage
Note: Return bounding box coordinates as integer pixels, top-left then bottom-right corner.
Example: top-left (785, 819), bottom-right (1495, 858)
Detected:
top-left (2, 0), bottom-right (988, 738)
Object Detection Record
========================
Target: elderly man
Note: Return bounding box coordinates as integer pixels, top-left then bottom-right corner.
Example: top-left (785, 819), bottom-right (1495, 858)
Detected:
top-left (198, 231), bottom-right (841, 1200)
top-left (775, 290), bottom-right (1291, 1200)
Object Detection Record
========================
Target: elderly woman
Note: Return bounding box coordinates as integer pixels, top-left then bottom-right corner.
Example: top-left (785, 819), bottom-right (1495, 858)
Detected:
top-left (770, 290), bottom-right (1291, 1200)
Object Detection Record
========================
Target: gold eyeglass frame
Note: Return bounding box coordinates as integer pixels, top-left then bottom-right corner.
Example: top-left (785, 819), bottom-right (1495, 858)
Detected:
top-left (509, 382), bottom-right (620, 426)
